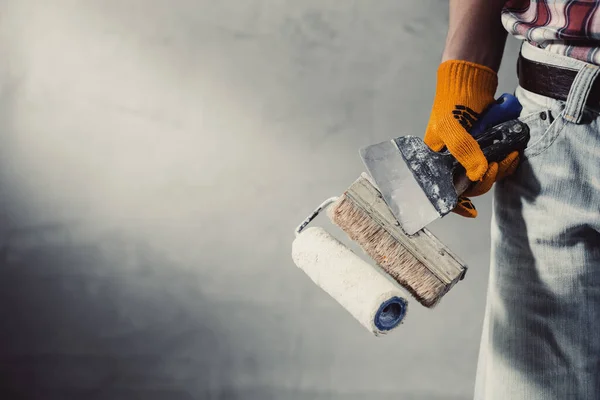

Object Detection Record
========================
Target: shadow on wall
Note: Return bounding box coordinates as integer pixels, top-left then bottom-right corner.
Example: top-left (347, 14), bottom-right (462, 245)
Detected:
top-left (0, 220), bottom-right (244, 400)
top-left (0, 6), bottom-right (257, 398)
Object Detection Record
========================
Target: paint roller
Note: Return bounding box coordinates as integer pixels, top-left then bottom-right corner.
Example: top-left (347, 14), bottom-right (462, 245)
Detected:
top-left (291, 189), bottom-right (409, 336)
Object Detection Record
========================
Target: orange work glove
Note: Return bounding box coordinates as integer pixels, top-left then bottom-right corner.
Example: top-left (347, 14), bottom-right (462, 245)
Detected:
top-left (423, 60), bottom-right (520, 218)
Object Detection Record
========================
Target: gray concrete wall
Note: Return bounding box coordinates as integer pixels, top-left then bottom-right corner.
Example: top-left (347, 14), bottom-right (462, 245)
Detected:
top-left (0, 1), bottom-right (521, 399)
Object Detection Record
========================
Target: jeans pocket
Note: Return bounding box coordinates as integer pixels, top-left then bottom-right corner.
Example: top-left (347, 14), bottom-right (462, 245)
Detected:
top-left (514, 85), bottom-right (567, 160)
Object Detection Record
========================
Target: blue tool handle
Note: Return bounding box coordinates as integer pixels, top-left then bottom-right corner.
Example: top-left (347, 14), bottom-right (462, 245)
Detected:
top-left (469, 93), bottom-right (523, 138)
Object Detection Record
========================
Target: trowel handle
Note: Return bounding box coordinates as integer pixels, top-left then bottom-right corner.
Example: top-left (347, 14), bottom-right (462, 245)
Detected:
top-left (478, 119), bottom-right (530, 161)
top-left (469, 93), bottom-right (523, 138)
top-left (451, 95), bottom-right (526, 193)
top-left (451, 119), bottom-right (530, 182)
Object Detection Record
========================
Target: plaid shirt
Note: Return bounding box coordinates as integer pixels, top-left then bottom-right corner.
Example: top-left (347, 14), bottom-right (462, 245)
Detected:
top-left (502, 0), bottom-right (600, 64)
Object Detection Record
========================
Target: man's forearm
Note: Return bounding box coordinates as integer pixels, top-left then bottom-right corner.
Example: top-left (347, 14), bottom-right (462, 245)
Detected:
top-left (441, 0), bottom-right (508, 72)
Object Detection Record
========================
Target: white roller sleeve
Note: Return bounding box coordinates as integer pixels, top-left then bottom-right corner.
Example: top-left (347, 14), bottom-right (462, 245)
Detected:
top-left (292, 226), bottom-right (408, 336)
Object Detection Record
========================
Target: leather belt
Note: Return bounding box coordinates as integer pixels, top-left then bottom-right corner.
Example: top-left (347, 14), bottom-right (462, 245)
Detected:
top-left (517, 54), bottom-right (600, 108)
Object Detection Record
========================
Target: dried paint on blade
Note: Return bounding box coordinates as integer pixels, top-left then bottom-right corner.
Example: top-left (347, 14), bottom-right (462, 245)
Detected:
top-left (360, 137), bottom-right (455, 235)
top-left (393, 136), bottom-right (458, 233)
top-left (360, 140), bottom-right (436, 234)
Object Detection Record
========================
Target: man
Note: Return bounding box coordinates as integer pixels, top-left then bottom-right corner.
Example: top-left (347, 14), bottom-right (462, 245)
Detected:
top-left (425, 1), bottom-right (600, 399)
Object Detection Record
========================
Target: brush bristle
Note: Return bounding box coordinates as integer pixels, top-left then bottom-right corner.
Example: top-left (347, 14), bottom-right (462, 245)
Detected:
top-left (328, 195), bottom-right (448, 308)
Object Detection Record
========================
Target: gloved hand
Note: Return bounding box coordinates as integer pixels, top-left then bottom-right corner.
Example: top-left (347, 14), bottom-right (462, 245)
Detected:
top-left (423, 59), bottom-right (520, 218)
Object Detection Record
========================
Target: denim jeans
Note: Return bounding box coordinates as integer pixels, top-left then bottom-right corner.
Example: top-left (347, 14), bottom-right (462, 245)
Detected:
top-left (474, 41), bottom-right (600, 399)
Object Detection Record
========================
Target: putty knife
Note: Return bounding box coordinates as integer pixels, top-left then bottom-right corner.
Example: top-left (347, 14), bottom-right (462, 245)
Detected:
top-left (360, 94), bottom-right (528, 235)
